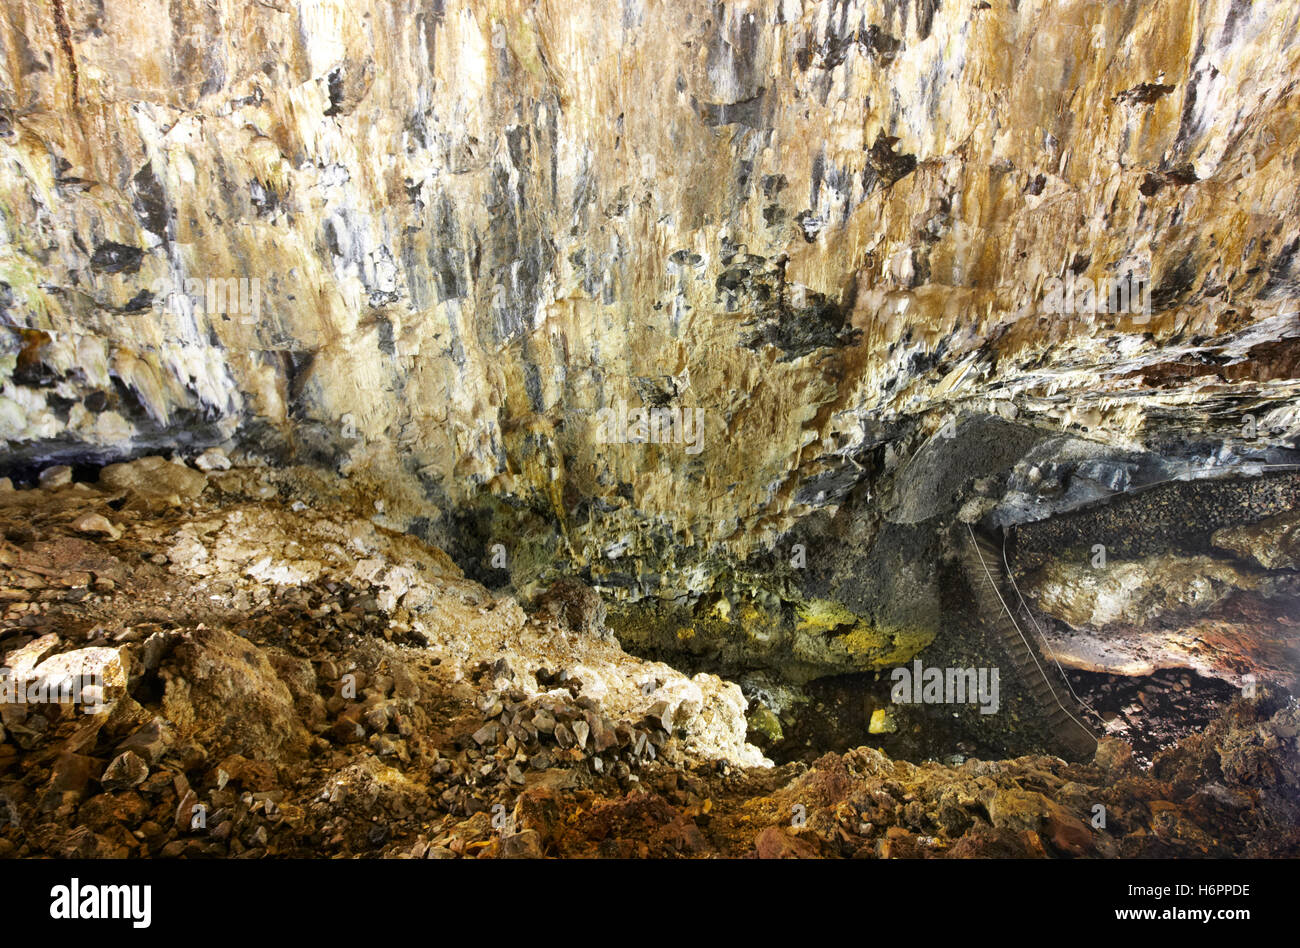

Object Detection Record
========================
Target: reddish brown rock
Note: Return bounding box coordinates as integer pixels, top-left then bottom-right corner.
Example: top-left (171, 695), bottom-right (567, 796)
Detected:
top-left (754, 826), bottom-right (820, 859)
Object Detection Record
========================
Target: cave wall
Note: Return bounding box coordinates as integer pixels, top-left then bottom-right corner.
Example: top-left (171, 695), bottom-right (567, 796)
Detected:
top-left (2, 0), bottom-right (1299, 622)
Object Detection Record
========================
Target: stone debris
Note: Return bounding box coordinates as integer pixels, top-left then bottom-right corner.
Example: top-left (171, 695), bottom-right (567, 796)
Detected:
top-left (71, 514), bottom-right (121, 539)
top-left (99, 456), bottom-right (208, 511)
top-left (101, 751), bottom-right (149, 790)
top-left (0, 462), bottom-right (760, 856)
top-left (0, 461), bottom-right (1293, 858)
top-left (0, 0), bottom-right (1298, 866)
top-left (38, 466), bottom-right (72, 489)
top-left (193, 448), bottom-right (233, 473)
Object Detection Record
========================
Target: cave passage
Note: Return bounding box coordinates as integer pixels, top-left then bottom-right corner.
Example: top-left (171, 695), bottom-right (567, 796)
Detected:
top-left (2, 0), bottom-right (1299, 867)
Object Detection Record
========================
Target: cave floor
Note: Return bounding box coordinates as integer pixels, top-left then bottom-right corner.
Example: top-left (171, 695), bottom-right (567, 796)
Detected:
top-left (1, 460), bottom-right (1297, 858)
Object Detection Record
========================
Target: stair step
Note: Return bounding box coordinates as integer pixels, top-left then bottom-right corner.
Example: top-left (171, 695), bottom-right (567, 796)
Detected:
top-left (960, 529), bottom-right (1097, 759)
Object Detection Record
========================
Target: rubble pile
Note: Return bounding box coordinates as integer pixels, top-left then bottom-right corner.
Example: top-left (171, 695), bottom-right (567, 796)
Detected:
top-left (0, 457), bottom-right (1296, 858)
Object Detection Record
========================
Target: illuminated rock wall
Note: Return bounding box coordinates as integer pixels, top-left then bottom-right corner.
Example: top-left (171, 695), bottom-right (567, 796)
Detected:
top-left (2, 0), bottom-right (1298, 631)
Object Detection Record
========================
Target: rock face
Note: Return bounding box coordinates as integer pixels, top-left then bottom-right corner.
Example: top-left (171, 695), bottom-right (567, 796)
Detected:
top-left (1009, 472), bottom-right (1300, 691)
top-left (2, 0), bottom-right (1298, 608)
top-left (533, 577), bottom-right (607, 637)
top-left (1, 0), bottom-right (1300, 848)
top-left (1214, 510), bottom-right (1300, 570)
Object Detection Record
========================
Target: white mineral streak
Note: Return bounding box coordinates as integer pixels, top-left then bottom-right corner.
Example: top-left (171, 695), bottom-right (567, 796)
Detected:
top-left (0, 0), bottom-right (1297, 565)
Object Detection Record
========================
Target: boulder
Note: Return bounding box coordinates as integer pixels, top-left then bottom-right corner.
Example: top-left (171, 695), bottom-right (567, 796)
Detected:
top-left (99, 456), bottom-right (207, 510)
top-left (160, 627), bottom-right (310, 762)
